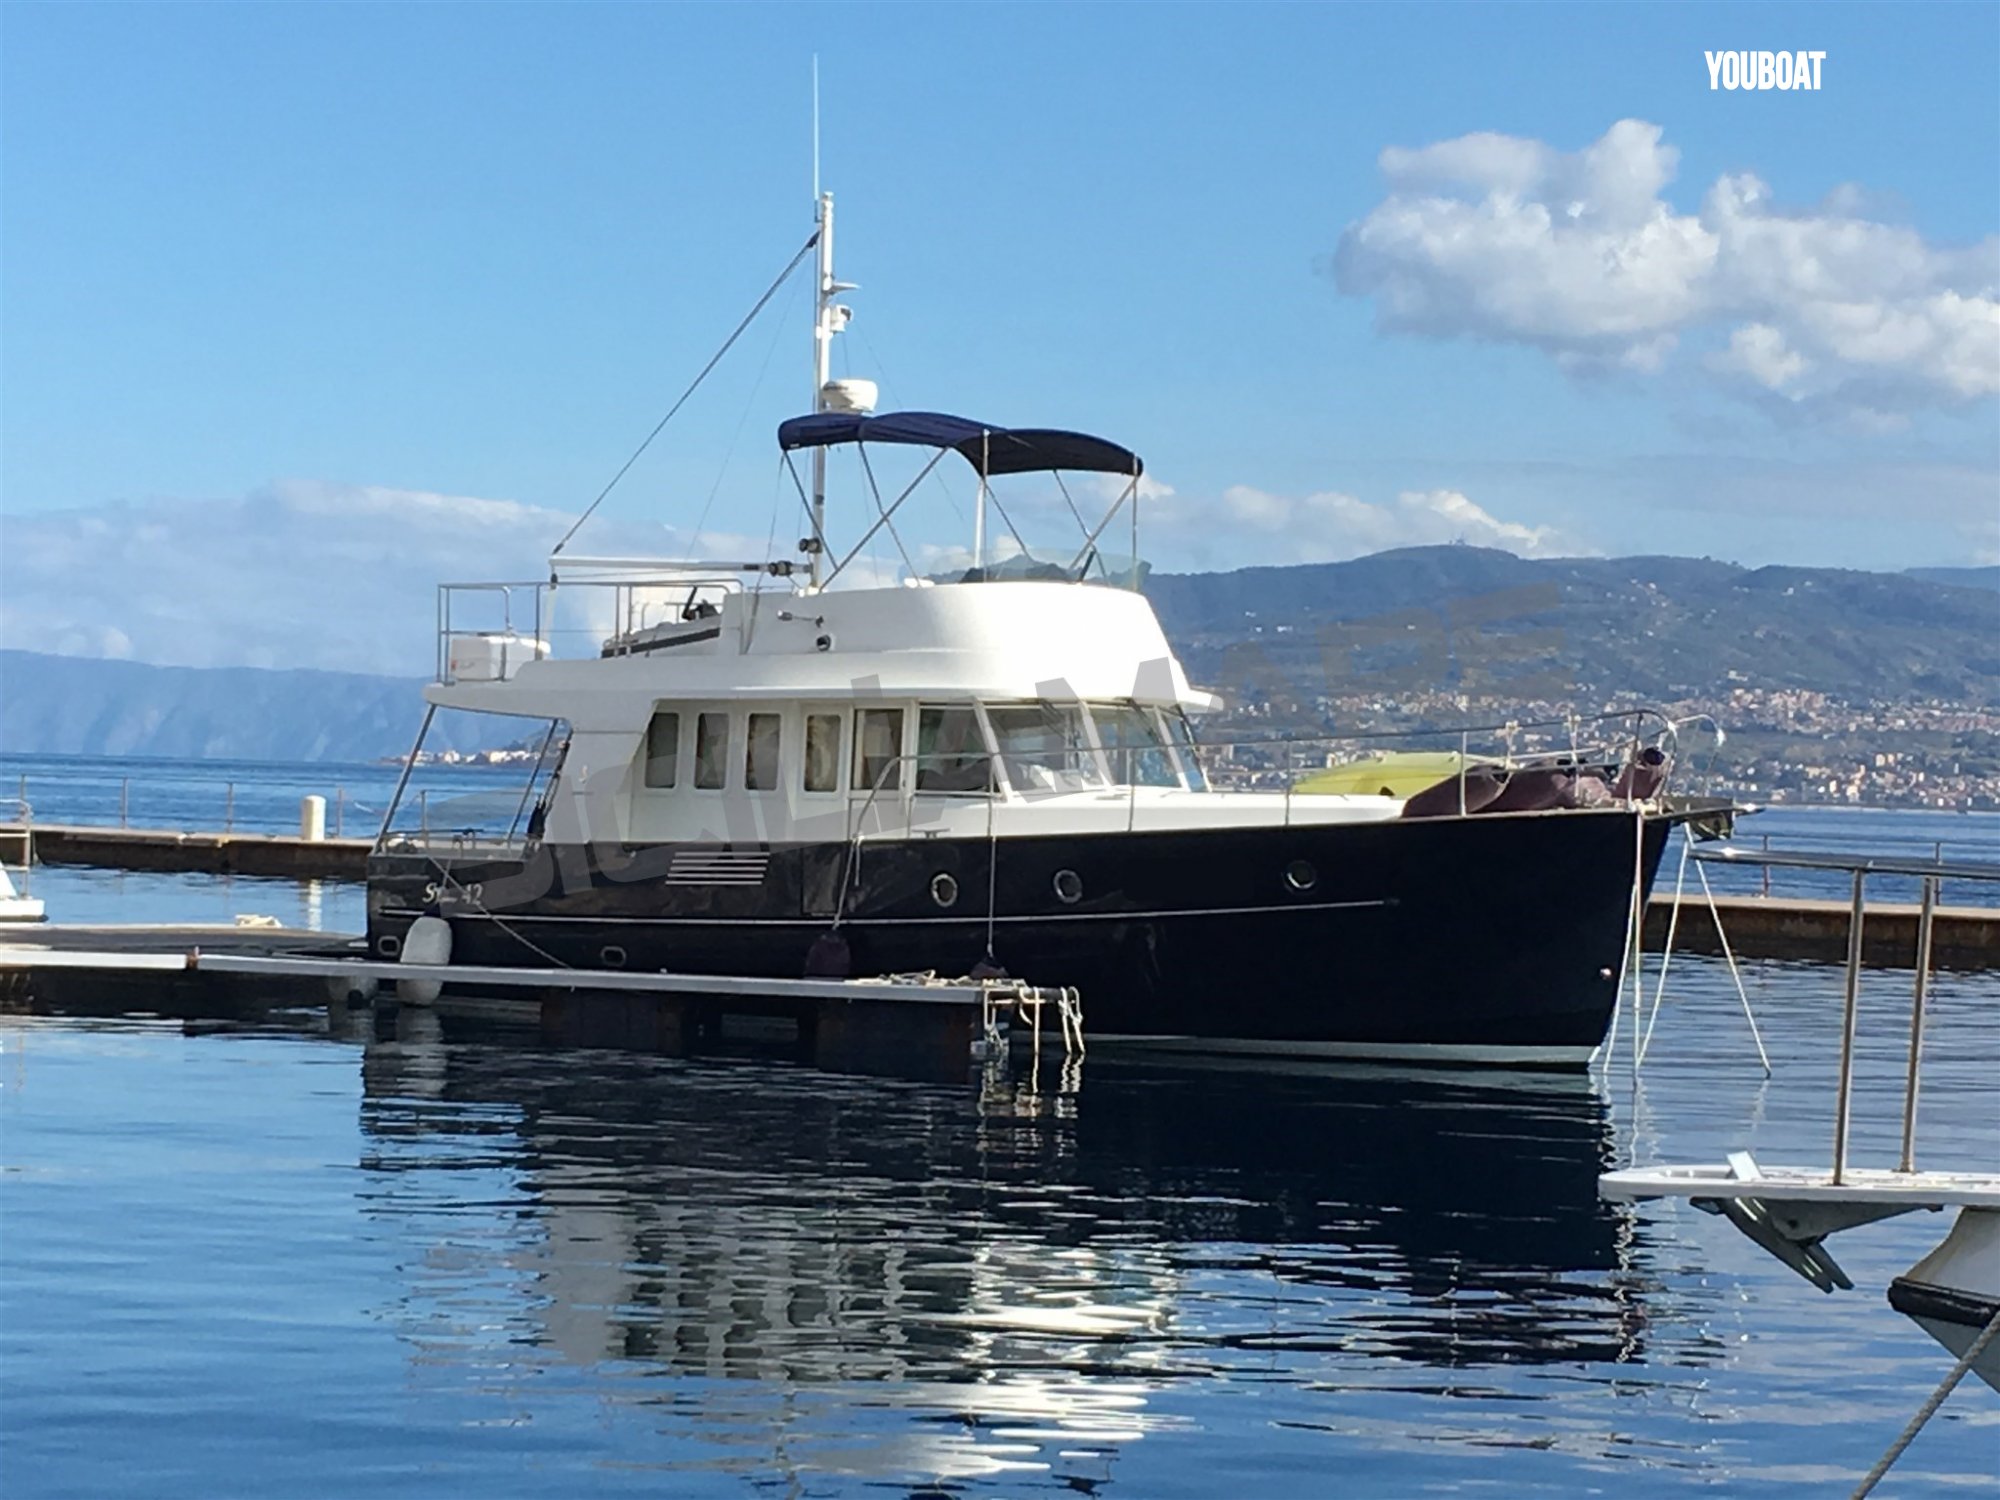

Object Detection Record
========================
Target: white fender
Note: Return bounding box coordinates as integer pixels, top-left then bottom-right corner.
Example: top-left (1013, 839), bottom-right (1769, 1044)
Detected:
top-left (324, 974), bottom-right (380, 1008)
top-left (397, 914), bottom-right (452, 1005)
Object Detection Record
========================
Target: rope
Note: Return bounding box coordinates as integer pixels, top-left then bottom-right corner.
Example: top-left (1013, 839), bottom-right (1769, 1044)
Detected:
top-left (550, 230), bottom-right (819, 563)
top-left (1695, 854), bottom-right (1772, 1074)
top-left (984, 785), bottom-right (1000, 964)
top-left (686, 273), bottom-right (803, 560)
top-left (1850, 1299), bottom-right (2000, 1497)
top-left (1602, 806), bottom-right (1645, 1078)
top-left (1629, 804), bottom-right (1646, 1085)
top-left (1637, 826), bottom-right (1693, 1066)
top-left (427, 861), bottom-right (572, 970)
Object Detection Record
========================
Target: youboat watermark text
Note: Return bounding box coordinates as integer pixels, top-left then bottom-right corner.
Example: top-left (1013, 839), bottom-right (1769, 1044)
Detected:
top-left (1705, 50), bottom-right (1825, 91)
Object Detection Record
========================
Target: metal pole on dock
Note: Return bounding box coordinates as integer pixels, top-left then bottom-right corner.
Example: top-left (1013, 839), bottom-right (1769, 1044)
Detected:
top-left (1831, 869), bottom-right (1867, 1187)
top-left (1761, 833), bottom-right (1771, 898)
top-left (120, 777), bottom-right (130, 828)
top-left (1898, 876), bottom-right (1938, 1174)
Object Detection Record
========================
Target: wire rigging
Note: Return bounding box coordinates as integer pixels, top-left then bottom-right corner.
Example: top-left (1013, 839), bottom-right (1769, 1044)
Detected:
top-left (550, 230), bottom-right (820, 566)
top-left (686, 273), bottom-right (805, 560)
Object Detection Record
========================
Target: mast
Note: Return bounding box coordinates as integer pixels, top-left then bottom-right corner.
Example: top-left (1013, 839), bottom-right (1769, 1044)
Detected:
top-left (809, 190), bottom-right (836, 588)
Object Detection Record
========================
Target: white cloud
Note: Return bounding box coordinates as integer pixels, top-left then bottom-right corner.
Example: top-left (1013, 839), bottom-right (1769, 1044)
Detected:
top-left (1334, 119), bottom-right (2000, 418)
top-left (1710, 323), bottom-right (1809, 393)
top-left (0, 481), bottom-right (791, 674)
top-left (1082, 472), bottom-right (1176, 505)
top-left (1215, 484), bottom-right (1583, 563)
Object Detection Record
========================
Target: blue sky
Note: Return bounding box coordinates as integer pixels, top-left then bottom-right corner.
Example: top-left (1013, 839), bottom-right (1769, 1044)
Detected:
top-left (2, 3), bottom-right (1996, 670)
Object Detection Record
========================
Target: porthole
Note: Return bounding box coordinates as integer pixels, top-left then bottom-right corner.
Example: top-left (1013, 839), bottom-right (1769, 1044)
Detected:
top-left (600, 944), bottom-right (628, 969)
top-left (376, 934), bottom-right (402, 958)
top-left (930, 872), bottom-right (959, 909)
top-left (1052, 869), bottom-right (1084, 905)
top-left (1285, 859), bottom-right (1318, 892)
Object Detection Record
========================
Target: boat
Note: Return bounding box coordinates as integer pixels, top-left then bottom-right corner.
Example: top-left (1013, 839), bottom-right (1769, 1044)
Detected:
top-left (1, 808), bottom-right (44, 923)
top-left (0, 865), bottom-right (43, 924)
top-left (363, 188), bottom-right (1732, 1067)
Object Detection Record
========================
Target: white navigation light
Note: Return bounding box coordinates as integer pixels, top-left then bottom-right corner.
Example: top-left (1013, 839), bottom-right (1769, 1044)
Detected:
top-left (820, 377), bottom-right (878, 414)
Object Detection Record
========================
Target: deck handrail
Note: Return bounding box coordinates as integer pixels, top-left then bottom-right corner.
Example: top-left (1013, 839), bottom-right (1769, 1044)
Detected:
top-left (1697, 846), bottom-right (2000, 1184)
top-left (1693, 846), bottom-right (2000, 883)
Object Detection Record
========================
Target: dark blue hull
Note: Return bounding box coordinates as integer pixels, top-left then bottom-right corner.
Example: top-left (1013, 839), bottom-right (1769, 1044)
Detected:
top-left (369, 806), bottom-right (1695, 1065)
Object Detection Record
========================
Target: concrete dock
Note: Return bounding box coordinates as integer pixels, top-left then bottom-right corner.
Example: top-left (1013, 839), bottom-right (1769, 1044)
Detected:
top-left (0, 923), bottom-right (1080, 1083)
top-left (0, 922), bottom-right (353, 1014)
top-left (1642, 891), bottom-right (1998, 970)
top-left (1, 822), bottom-right (369, 879)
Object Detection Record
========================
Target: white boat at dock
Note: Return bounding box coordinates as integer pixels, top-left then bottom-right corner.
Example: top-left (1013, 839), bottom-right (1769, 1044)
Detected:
top-left (356, 185), bottom-right (1734, 1068)
top-left (0, 804), bottom-right (44, 923)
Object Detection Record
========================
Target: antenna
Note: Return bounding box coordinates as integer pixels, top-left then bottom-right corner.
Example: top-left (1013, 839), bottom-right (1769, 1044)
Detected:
top-left (809, 58), bottom-right (833, 589)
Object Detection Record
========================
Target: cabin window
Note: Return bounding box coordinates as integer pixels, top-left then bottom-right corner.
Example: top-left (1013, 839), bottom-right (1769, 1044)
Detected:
top-left (854, 708), bottom-right (905, 793)
top-left (1094, 705), bottom-right (1179, 788)
top-left (644, 711), bottom-right (680, 788)
top-left (694, 712), bottom-right (729, 789)
top-left (804, 713), bottom-right (843, 792)
top-left (916, 707), bottom-right (992, 794)
top-left (745, 713), bottom-right (782, 791)
top-left (988, 703), bottom-right (1103, 793)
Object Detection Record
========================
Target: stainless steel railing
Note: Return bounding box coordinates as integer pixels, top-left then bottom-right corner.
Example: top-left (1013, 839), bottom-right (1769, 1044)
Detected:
top-left (434, 574), bottom-right (748, 684)
top-left (1691, 844), bottom-right (2000, 1183)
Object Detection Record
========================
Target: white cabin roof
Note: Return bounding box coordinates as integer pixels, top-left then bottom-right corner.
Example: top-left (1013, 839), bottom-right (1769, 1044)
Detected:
top-left (430, 579), bottom-right (1213, 730)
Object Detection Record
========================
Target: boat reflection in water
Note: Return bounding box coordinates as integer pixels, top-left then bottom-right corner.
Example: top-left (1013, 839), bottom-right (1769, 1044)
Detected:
top-left (353, 1015), bottom-right (1649, 1487)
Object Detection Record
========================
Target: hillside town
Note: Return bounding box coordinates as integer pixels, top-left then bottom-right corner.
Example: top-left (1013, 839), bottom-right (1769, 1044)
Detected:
top-left (1203, 684), bottom-right (2000, 811)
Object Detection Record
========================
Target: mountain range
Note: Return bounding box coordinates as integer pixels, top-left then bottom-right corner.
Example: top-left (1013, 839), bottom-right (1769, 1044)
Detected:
top-left (2, 547), bottom-right (1995, 760)
top-left (1144, 549), bottom-right (2000, 708)
top-left (0, 654), bottom-right (494, 762)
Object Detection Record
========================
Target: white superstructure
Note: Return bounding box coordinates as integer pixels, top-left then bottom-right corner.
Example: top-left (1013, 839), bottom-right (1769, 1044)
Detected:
top-left (430, 574), bottom-right (1401, 848)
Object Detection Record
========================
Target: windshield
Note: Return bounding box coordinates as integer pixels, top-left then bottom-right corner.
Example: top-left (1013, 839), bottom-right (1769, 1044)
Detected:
top-left (1093, 705), bottom-right (1181, 788)
top-left (987, 704), bottom-right (1104, 794)
top-left (1167, 711), bottom-right (1209, 791)
top-left (915, 707), bottom-right (993, 794)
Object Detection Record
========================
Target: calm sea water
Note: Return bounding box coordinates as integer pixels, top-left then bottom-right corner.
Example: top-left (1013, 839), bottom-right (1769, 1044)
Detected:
top-left (1, 752), bottom-right (527, 846)
top-left (4, 763), bottom-right (1998, 1492)
top-left (3, 867), bottom-right (1998, 1495)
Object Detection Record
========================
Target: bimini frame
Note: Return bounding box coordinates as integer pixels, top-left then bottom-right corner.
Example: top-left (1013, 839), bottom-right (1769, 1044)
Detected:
top-left (776, 408), bottom-right (1146, 591)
